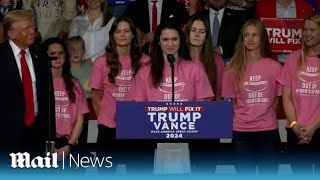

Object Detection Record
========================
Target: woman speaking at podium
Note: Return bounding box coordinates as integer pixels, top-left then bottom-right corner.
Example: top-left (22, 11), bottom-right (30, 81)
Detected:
top-left (128, 21), bottom-right (214, 173)
top-left (128, 21), bottom-right (213, 102)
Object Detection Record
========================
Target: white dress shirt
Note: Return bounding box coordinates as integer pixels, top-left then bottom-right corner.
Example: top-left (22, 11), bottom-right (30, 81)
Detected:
top-left (209, 7), bottom-right (225, 32)
top-left (276, 1), bottom-right (297, 18)
top-left (9, 40), bottom-right (38, 115)
top-left (276, 1), bottom-right (296, 63)
top-left (69, 13), bottom-right (116, 62)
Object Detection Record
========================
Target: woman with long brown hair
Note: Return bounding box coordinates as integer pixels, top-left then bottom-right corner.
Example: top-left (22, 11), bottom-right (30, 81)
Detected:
top-left (38, 37), bottom-right (89, 160)
top-left (222, 19), bottom-right (282, 174)
top-left (128, 21), bottom-right (213, 102)
top-left (185, 13), bottom-right (225, 100)
top-left (89, 17), bottom-right (149, 161)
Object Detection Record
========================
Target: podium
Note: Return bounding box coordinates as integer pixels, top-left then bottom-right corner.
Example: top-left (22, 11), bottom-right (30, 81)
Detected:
top-left (116, 101), bottom-right (233, 174)
top-left (117, 101), bottom-right (233, 139)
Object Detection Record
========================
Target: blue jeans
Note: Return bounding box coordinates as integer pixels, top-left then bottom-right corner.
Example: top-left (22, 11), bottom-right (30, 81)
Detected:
top-left (233, 129), bottom-right (281, 175)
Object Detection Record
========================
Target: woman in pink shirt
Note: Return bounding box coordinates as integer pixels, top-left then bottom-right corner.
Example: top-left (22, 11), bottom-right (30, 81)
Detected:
top-left (222, 19), bottom-right (282, 174)
top-left (278, 13), bottom-right (320, 174)
top-left (128, 20), bottom-right (214, 173)
top-left (39, 38), bottom-right (89, 160)
top-left (184, 13), bottom-right (225, 172)
top-left (185, 14), bottom-right (225, 100)
top-left (89, 17), bottom-right (147, 166)
top-left (128, 21), bottom-right (214, 102)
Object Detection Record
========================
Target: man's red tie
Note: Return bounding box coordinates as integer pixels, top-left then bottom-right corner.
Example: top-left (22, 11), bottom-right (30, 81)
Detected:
top-left (150, 0), bottom-right (158, 52)
top-left (151, 0), bottom-right (158, 33)
top-left (20, 50), bottom-right (35, 126)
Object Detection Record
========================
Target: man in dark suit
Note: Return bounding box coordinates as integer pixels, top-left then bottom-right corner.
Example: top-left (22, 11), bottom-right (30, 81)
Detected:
top-left (0, 10), bottom-right (55, 156)
top-left (205, 0), bottom-right (247, 62)
top-left (125, 0), bottom-right (189, 54)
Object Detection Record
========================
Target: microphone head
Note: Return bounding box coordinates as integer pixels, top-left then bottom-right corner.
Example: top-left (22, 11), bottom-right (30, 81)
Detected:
top-left (167, 54), bottom-right (175, 64)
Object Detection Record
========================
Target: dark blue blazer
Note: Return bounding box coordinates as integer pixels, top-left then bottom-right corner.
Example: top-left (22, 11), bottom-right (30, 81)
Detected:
top-left (125, 0), bottom-right (189, 33)
top-left (0, 41), bottom-right (55, 153)
top-left (204, 8), bottom-right (247, 60)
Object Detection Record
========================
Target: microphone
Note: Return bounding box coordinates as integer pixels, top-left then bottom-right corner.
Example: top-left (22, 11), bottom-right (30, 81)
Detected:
top-left (167, 54), bottom-right (175, 64)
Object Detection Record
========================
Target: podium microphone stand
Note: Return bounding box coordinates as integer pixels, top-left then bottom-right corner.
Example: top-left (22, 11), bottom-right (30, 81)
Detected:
top-left (167, 54), bottom-right (175, 102)
top-left (46, 56), bottom-right (58, 154)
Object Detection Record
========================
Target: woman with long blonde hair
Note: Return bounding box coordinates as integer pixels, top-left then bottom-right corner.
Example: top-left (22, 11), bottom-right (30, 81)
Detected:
top-left (278, 13), bottom-right (320, 174)
top-left (222, 19), bottom-right (282, 174)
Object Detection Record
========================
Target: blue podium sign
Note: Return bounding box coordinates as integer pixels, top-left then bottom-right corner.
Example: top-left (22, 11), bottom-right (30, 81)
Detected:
top-left (116, 101), bottom-right (233, 139)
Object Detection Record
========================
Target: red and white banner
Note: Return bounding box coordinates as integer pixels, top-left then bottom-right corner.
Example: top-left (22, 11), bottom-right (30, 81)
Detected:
top-left (261, 18), bottom-right (304, 53)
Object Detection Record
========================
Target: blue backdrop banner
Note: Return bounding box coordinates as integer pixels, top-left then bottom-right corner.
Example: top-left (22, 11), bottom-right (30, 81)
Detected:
top-left (116, 101), bottom-right (233, 139)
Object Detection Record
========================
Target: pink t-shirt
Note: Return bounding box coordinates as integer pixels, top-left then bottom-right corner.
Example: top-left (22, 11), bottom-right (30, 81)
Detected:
top-left (192, 53), bottom-right (225, 98)
top-left (222, 58), bottom-right (282, 132)
top-left (54, 78), bottom-right (89, 139)
top-left (277, 50), bottom-right (320, 126)
top-left (128, 59), bottom-right (214, 101)
top-left (89, 54), bottom-right (150, 128)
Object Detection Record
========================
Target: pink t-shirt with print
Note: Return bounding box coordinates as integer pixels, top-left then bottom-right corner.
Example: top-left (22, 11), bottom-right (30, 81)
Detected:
top-left (222, 58), bottom-right (282, 132)
top-left (89, 54), bottom-right (150, 128)
top-left (54, 78), bottom-right (89, 139)
top-left (128, 59), bottom-right (214, 101)
top-left (277, 50), bottom-right (320, 126)
top-left (192, 53), bottom-right (225, 98)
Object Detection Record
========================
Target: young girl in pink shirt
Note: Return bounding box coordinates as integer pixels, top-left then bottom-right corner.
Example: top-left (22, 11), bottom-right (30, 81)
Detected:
top-left (277, 13), bottom-right (320, 174)
top-left (39, 38), bottom-right (89, 160)
top-left (222, 19), bottom-right (282, 174)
